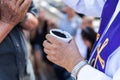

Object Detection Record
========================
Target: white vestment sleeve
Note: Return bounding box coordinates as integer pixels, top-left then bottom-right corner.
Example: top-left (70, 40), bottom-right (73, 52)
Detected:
top-left (113, 68), bottom-right (120, 80)
top-left (61, 0), bottom-right (106, 17)
top-left (77, 65), bottom-right (120, 80)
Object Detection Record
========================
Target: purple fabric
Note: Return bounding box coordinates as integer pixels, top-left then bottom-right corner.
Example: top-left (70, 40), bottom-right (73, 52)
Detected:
top-left (89, 0), bottom-right (120, 72)
top-left (98, 0), bottom-right (119, 35)
top-left (92, 0), bottom-right (119, 48)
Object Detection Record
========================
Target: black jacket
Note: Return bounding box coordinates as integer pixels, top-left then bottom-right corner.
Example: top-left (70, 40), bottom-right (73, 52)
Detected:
top-left (0, 1), bottom-right (37, 80)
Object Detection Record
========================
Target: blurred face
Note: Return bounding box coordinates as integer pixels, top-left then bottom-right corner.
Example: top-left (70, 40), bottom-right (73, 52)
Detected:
top-left (81, 17), bottom-right (94, 29)
top-left (83, 39), bottom-right (91, 49)
top-left (64, 6), bottom-right (75, 17)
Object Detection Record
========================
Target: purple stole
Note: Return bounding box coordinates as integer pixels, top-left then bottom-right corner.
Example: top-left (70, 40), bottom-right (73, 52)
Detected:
top-left (89, 0), bottom-right (120, 72)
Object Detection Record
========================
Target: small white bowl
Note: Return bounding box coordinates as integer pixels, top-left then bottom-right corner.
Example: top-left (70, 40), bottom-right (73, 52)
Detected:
top-left (50, 29), bottom-right (72, 43)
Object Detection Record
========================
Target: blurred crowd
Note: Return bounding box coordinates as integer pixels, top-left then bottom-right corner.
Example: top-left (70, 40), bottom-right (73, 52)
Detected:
top-left (22, 2), bottom-right (97, 80)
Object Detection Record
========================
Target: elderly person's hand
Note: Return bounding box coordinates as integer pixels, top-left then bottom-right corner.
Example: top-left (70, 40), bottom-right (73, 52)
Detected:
top-left (0, 0), bottom-right (31, 26)
top-left (43, 34), bottom-right (84, 72)
top-left (0, 0), bottom-right (31, 42)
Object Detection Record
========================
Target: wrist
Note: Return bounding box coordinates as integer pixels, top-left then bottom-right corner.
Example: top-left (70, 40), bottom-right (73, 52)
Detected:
top-left (67, 56), bottom-right (84, 72)
top-left (71, 60), bottom-right (88, 80)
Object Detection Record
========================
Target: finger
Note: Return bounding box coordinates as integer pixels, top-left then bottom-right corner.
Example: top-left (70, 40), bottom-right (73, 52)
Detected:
top-left (3, 1), bottom-right (13, 10)
top-left (20, 0), bottom-right (31, 11)
top-left (11, 0), bottom-right (17, 4)
top-left (43, 40), bottom-right (54, 50)
top-left (16, 0), bottom-right (24, 7)
top-left (44, 48), bottom-right (56, 56)
top-left (46, 34), bottom-right (65, 45)
top-left (44, 48), bottom-right (51, 55)
top-left (2, 0), bottom-right (9, 5)
top-left (47, 55), bottom-right (52, 62)
top-left (8, 0), bottom-right (18, 9)
top-left (47, 55), bottom-right (56, 63)
top-left (8, 0), bottom-right (17, 6)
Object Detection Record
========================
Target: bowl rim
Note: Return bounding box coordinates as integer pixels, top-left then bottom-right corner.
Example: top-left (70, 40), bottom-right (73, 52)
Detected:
top-left (50, 29), bottom-right (72, 42)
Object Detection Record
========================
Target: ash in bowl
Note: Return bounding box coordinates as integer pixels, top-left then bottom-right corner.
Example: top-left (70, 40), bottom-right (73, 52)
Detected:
top-left (52, 31), bottom-right (67, 38)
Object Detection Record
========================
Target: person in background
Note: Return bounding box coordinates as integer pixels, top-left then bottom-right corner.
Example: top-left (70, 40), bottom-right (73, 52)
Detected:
top-left (81, 27), bottom-right (97, 60)
top-left (57, 5), bottom-right (81, 36)
top-left (30, 10), bottom-right (57, 80)
top-left (80, 16), bottom-right (94, 29)
top-left (75, 16), bottom-right (94, 59)
top-left (0, 0), bottom-right (38, 80)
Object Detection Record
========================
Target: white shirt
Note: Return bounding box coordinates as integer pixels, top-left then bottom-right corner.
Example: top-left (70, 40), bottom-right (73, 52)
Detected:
top-left (58, 15), bottom-right (81, 36)
top-left (62, 0), bottom-right (105, 17)
top-left (75, 28), bottom-right (87, 58)
top-left (61, 0), bottom-right (120, 80)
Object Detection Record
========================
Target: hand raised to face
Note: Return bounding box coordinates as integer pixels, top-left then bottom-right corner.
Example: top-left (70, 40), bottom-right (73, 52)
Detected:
top-left (0, 0), bottom-right (31, 26)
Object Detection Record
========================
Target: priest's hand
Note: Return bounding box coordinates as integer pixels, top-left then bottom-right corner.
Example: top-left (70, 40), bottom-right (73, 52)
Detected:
top-left (43, 34), bottom-right (84, 72)
top-left (0, 0), bottom-right (31, 26)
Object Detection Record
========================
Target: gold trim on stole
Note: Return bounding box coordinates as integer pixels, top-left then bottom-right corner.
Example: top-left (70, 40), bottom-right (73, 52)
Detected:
top-left (94, 38), bottom-right (109, 69)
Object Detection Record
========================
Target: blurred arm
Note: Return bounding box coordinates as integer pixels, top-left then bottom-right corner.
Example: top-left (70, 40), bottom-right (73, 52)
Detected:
top-left (62, 0), bottom-right (106, 17)
top-left (21, 1), bottom-right (38, 31)
top-left (21, 13), bottom-right (38, 31)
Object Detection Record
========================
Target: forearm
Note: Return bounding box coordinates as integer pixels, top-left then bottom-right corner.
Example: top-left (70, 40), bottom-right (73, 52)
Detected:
top-left (0, 21), bottom-right (14, 43)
